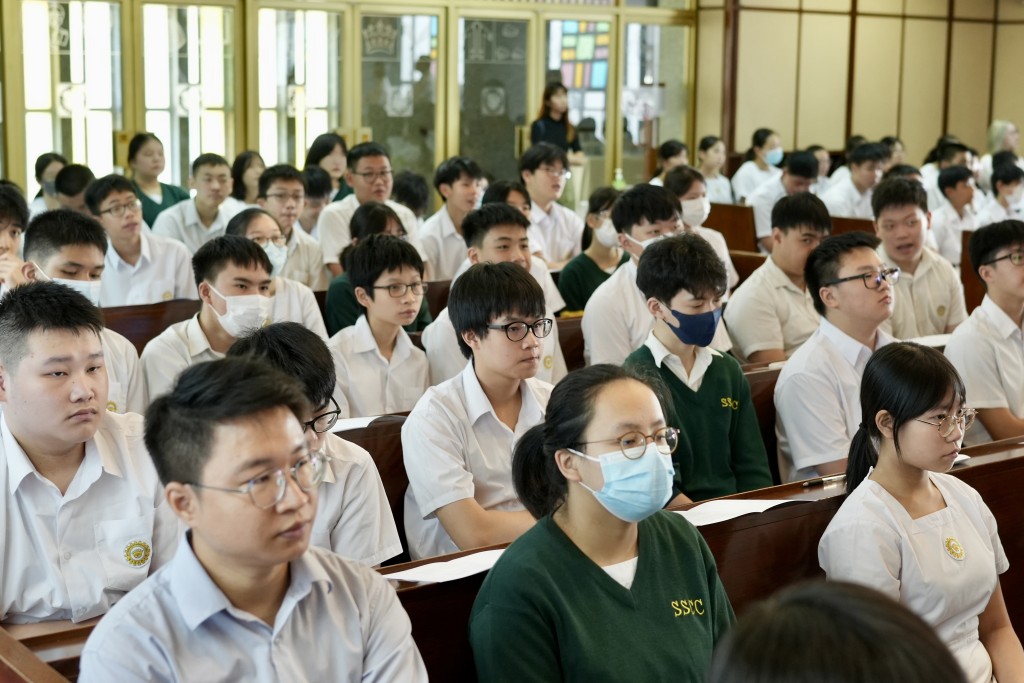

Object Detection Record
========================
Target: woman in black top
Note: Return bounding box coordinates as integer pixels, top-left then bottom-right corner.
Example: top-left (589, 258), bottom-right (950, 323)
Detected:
top-left (530, 82), bottom-right (583, 160)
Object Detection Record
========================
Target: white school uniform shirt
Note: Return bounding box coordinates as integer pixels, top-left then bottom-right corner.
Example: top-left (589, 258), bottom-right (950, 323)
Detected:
top-left (100, 231), bottom-right (196, 307)
top-left (730, 161), bottom-right (781, 203)
top-left (829, 165), bottom-right (851, 186)
top-left (0, 411), bottom-right (180, 623)
top-left (327, 315), bottom-right (429, 418)
top-left (78, 538), bottom-right (427, 683)
top-left (316, 195), bottom-right (423, 267)
top-left (527, 201), bottom-right (585, 264)
top-left (930, 201), bottom-right (975, 267)
top-left (312, 432), bottom-right (402, 566)
top-left (690, 225), bottom-right (739, 295)
top-left (150, 200), bottom-right (237, 254)
top-left (280, 225), bottom-right (329, 291)
top-left (270, 277), bottom-right (328, 340)
top-left (944, 295), bottom-right (1024, 446)
top-left (820, 176), bottom-right (874, 219)
top-left (978, 153), bottom-right (1024, 193)
top-left (973, 196), bottom-right (1019, 229)
top-left (746, 177), bottom-right (787, 243)
top-left (877, 245), bottom-right (967, 339)
top-left (723, 256), bottom-right (820, 363)
top-left (920, 162), bottom-right (939, 187)
top-left (28, 196), bottom-right (48, 220)
top-left (774, 318), bottom-right (896, 483)
top-left (140, 314), bottom-right (224, 400)
top-left (809, 174), bottom-right (831, 197)
top-left (101, 328), bottom-right (147, 415)
top-left (419, 206), bottom-right (469, 281)
top-left (705, 174), bottom-right (734, 204)
top-left (402, 362), bottom-right (552, 559)
top-left (923, 173), bottom-right (946, 212)
top-left (819, 472), bottom-right (1007, 683)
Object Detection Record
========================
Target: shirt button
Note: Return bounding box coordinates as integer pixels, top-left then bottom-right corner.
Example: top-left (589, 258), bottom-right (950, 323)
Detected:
top-left (63, 552), bottom-right (71, 560)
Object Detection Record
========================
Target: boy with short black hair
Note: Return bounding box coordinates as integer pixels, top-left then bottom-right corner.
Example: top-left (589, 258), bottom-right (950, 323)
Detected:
top-left (328, 234), bottom-right (429, 416)
top-left (626, 234), bottom-right (772, 501)
top-left (85, 174), bottom-right (195, 306)
top-left (152, 154), bottom-right (239, 253)
top-left (404, 262), bottom-right (552, 559)
top-left (872, 178), bottom-right (966, 338)
top-left (923, 141), bottom-right (970, 211)
top-left (746, 151), bottom-right (819, 253)
top-left (55, 164), bottom-right (96, 214)
top-left (298, 165), bottom-right (333, 234)
top-left (945, 221), bottom-right (1024, 445)
top-left (975, 163), bottom-right (1024, 228)
top-left (820, 142), bottom-right (890, 219)
top-left (724, 193), bottom-right (832, 363)
top-left (256, 164), bottom-right (328, 290)
top-left (420, 156), bottom-right (485, 280)
top-left (931, 165), bottom-right (976, 267)
top-left (775, 232), bottom-right (897, 482)
top-left (79, 357), bottom-right (426, 680)
top-left (0, 281), bottom-right (177, 623)
top-left (0, 183), bottom-right (29, 287)
top-left (519, 142), bottom-right (585, 269)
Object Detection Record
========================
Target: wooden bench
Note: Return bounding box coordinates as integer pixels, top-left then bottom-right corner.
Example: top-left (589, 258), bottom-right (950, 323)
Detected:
top-left (961, 230), bottom-right (984, 313)
top-left (729, 250), bottom-right (766, 288)
top-left (425, 280), bottom-right (451, 320)
top-left (556, 316), bottom-right (585, 372)
top-left (830, 216), bottom-right (874, 236)
top-left (102, 299), bottom-right (201, 355)
top-left (745, 365), bottom-right (782, 486)
top-left (707, 203), bottom-right (757, 252)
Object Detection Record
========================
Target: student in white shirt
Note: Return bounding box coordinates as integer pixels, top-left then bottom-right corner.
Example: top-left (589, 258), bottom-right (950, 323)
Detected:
top-left (827, 135), bottom-right (868, 189)
top-left (85, 174), bottom-right (195, 306)
top-left (297, 166), bottom-right (333, 235)
top-left (315, 142), bottom-right (423, 278)
top-left (420, 156), bottom-right (486, 280)
top-left (228, 323), bottom-right (402, 565)
top-left (649, 139), bottom-right (688, 186)
top-left (945, 221), bottom-right (1024, 445)
top-left (744, 151), bottom-right (818, 253)
top-left (256, 164), bottom-right (328, 291)
top-left (805, 144), bottom-right (833, 196)
top-left (880, 135), bottom-right (906, 169)
top-left (922, 142), bottom-right (969, 212)
top-left (21, 211), bottom-right (146, 414)
top-left (820, 142), bottom-right (889, 219)
top-left (730, 128), bottom-right (783, 204)
top-left (725, 193), bottom-right (831, 363)
top-left (931, 165), bottom-right (976, 267)
top-left (521, 143), bottom-right (585, 269)
top-left (979, 120), bottom-right (1021, 193)
top-left (328, 234), bottom-right (429, 417)
top-left (404, 262), bottom-right (552, 559)
top-left (141, 235), bottom-right (273, 400)
top-left (152, 154), bottom-right (240, 253)
top-left (0, 282), bottom-right (178, 623)
top-left (975, 163), bottom-right (1024, 228)
top-left (697, 136), bottom-right (734, 205)
top-left (79, 358), bottom-right (426, 681)
top-left (872, 178), bottom-right (966, 339)
top-left (28, 152), bottom-right (66, 219)
top-left (775, 232), bottom-right (896, 483)
top-left (0, 184), bottom-right (30, 288)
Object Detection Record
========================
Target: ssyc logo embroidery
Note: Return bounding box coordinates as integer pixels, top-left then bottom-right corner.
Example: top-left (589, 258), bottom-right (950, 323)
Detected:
top-left (124, 540), bottom-right (152, 567)
top-left (944, 537), bottom-right (966, 561)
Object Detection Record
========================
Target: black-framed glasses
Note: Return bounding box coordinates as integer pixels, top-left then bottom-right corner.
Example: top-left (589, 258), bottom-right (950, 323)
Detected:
top-left (188, 451), bottom-right (327, 509)
top-left (372, 282), bottom-right (428, 298)
top-left (99, 198), bottom-right (142, 218)
top-left (352, 170), bottom-right (393, 182)
top-left (824, 267), bottom-right (900, 290)
top-left (578, 427), bottom-right (680, 459)
top-left (982, 251), bottom-right (1024, 267)
top-left (487, 318), bottom-right (553, 342)
top-left (914, 408), bottom-right (976, 438)
top-left (303, 396), bottom-right (341, 434)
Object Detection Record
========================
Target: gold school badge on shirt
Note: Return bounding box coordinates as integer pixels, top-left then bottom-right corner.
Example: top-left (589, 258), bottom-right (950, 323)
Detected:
top-left (944, 537), bottom-right (965, 561)
top-left (107, 400), bottom-right (118, 412)
top-left (543, 355), bottom-right (553, 370)
top-left (124, 540), bottom-right (152, 567)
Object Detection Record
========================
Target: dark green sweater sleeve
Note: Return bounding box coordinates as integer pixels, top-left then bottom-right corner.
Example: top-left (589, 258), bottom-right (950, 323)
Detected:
top-left (557, 260), bottom-right (588, 312)
top-left (727, 359), bottom-right (773, 492)
top-left (471, 601), bottom-right (562, 682)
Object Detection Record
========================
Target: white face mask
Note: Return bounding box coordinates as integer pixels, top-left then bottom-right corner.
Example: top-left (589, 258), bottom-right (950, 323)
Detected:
top-left (681, 197), bottom-right (711, 227)
top-left (625, 232), bottom-right (669, 251)
top-left (1009, 186), bottom-right (1024, 206)
top-left (34, 264), bottom-right (102, 307)
top-left (208, 285), bottom-right (272, 337)
top-left (262, 242), bottom-right (288, 277)
top-left (594, 218), bottom-right (619, 248)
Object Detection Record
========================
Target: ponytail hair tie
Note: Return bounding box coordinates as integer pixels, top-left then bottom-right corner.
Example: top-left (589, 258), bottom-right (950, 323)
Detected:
top-left (858, 422), bottom-right (867, 431)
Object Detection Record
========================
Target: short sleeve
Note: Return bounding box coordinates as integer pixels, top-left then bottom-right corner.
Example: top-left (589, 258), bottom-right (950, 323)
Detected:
top-left (401, 403), bottom-right (477, 518)
top-left (945, 331), bottom-right (1008, 410)
top-left (818, 517), bottom-right (903, 601)
top-left (360, 567), bottom-right (429, 682)
top-left (775, 369), bottom-right (854, 472)
top-left (317, 206), bottom-right (351, 266)
top-left (171, 242), bottom-right (198, 299)
top-left (724, 282), bottom-right (785, 359)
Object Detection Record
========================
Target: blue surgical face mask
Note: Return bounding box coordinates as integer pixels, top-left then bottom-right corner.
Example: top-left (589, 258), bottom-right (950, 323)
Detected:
top-left (765, 147), bottom-right (784, 167)
top-left (666, 307), bottom-right (722, 347)
top-left (571, 443), bottom-right (675, 522)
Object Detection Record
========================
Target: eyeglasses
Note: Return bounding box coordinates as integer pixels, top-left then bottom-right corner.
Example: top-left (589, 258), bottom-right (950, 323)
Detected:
top-left (578, 427), bottom-right (680, 459)
top-left (266, 192), bottom-right (305, 203)
top-left (982, 251), bottom-right (1024, 267)
top-left (302, 396), bottom-right (341, 434)
top-left (372, 281), bottom-right (428, 298)
top-left (539, 166), bottom-right (570, 179)
top-left (486, 318), bottom-right (553, 342)
top-left (824, 267), bottom-right (900, 290)
top-left (352, 170), bottom-right (393, 182)
top-left (188, 451), bottom-right (327, 509)
top-left (99, 199), bottom-right (142, 218)
top-left (915, 408), bottom-right (976, 438)
top-left (250, 235), bottom-right (288, 248)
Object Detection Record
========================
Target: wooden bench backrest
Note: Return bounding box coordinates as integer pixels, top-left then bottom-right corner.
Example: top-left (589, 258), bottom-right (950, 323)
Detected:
top-left (556, 316), bottom-right (585, 372)
top-left (961, 230), bottom-right (984, 313)
top-left (426, 280), bottom-right (451, 320)
top-left (829, 216), bottom-right (874, 236)
top-left (744, 366), bottom-right (782, 486)
top-left (707, 203), bottom-right (757, 252)
top-left (729, 250), bottom-right (767, 288)
top-left (103, 299), bottom-right (201, 355)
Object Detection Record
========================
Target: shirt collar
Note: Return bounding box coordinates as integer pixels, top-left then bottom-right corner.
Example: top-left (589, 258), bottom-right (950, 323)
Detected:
top-left (644, 330), bottom-right (718, 375)
top-left (980, 295), bottom-right (1023, 340)
top-left (106, 231), bottom-right (153, 271)
top-left (184, 201), bottom-right (228, 231)
top-left (438, 207), bottom-right (457, 238)
top-left (530, 201), bottom-right (550, 225)
top-left (351, 315), bottom-right (413, 363)
top-left (3, 412), bottom-right (119, 495)
top-left (460, 361), bottom-right (544, 428)
top-left (818, 317), bottom-right (888, 369)
top-left (186, 314), bottom-right (220, 359)
top-left (764, 256), bottom-right (805, 294)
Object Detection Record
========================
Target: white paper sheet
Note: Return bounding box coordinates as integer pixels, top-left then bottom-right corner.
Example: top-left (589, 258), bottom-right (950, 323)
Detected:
top-left (333, 415), bottom-right (381, 432)
top-left (383, 549), bottom-right (505, 583)
top-left (909, 333), bottom-right (951, 348)
top-left (675, 499), bottom-right (793, 527)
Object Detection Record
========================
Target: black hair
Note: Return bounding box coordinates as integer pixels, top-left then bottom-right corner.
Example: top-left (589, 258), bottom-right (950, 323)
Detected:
top-left (33, 152), bottom-right (67, 198)
top-left (305, 132), bottom-right (348, 169)
top-left (54, 164), bottom-right (96, 197)
top-left (923, 135), bottom-right (961, 165)
top-left (771, 193), bottom-right (831, 234)
top-left (707, 580), bottom-right (966, 683)
top-left (870, 178), bottom-right (928, 217)
top-left (805, 232), bottom-right (881, 316)
top-left (302, 165), bottom-right (333, 199)
top-left (0, 184), bottom-right (30, 229)
top-left (346, 141), bottom-right (390, 170)
top-left (224, 207), bottom-right (277, 238)
top-left (258, 164), bottom-right (305, 199)
top-left (848, 143), bottom-right (889, 166)
top-left (991, 150), bottom-right (1018, 171)
top-left (127, 132), bottom-right (161, 164)
top-left (847, 343), bottom-right (966, 491)
top-left (339, 201), bottom-right (405, 269)
top-left (879, 135), bottom-right (902, 150)
top-left (698, 135), bottom-right (723, 153)
top-left (448, 262), bottom-right (545, 359)
top-left (883, 164), bottom-right (921, 180)
top-left (85, 174), bottom-right (135, 215)
top-left (784, 151), bottom-right (819, 179)
top-left (144, 357), bottom-right (310, 486)
top-left (482, 179), bottom-right (531, 207)
top-left (191, 153), bottom-right (230, 177)
top-left (461, 203), bottom-right (530, 249)
top-left (937, 142), bottom-right (969, 165)
top-left (743, 128), bottom-right (776, 161)
top-left (513, 364), bottom-right (669, 518)
top-left (519, 143), bottom-right (570, 176)
top-left (968, 220), bottom-right (1024, 283)
top-left (392, 171), bottom-right (431, 216)
top-left (654, 139), bottom-right (688, 176)
top-left (586, 186), bottom-right (621, 216)
top-left (227, 323), bottom-right (336, 410)
top-left (610, 184), bottom-right (679, 234)
top-left (938, 166), bottom-right (973, 196)
top-left (191, 234), bottom-right (273, 288)
top-left (434, 156), bottom-right (484, 195)
top-left (991, 162), bottom-right (1024, 194)
top-left (636, 233), bottom-right (727, 303)
top-left (844, 135), bottom-right (867, 155)
top-left (347, 233), bottom-right (424, 306)
top-left (0, 281), bottom-right (104, 370)
top-left (24, 210), bottom-right (108, 263)
top-left (663, 166), bottom-right (705, 198)
top-left (230, 150), bottom-right (265, 200)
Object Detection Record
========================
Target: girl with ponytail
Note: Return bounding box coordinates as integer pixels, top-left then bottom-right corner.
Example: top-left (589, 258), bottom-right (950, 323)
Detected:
top-left (470, 364), bottom-right (734, 682)
top-left (819, 342), bottom-right (1023, 682)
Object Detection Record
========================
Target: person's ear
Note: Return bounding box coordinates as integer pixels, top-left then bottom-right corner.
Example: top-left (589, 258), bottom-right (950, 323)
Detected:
top-left (467, 246), bottom-right (481, 265)
top-left (924, 211), bottom-right (932, 232)
top-left (819, 283), bottom-right (840, 311)
top-left (462, 328), bottom-right (482, 353)
top-left (771, 227), bottom-right (784, 246)
top-left (875, 409), bottom-right (895, 440)
top-left (165, 483), bottom-right (199, 525)
top-left (256, 198), bottom-right (267, 209)
top-left (20, 261), bottom-right (38, 282)
top-left (0, 364), bottom-right (10, 402)
top-left (188, 177), bottom-right (197, 192)
top-left (198, 281), bottom-right (215, 307)
top-left (646, 297), bottom-right (670, 321)
top-left (354, 286), bottom-right (372, 308)
top-left (555, 448), bottom-right (582, 483)
top-left (439, 183), bottom-right (452, 201)
top-left (343, 168), bottom-right (355, 186)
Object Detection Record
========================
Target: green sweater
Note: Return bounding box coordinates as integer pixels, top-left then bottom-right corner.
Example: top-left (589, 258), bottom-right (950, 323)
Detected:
top-left (557, 251), bottom-right (630, 312)
top-left (324, 272), bottom-right (431, 336)
top-left (625, 345), bottom-right (772, 501)
top-left (470, 512), bottom-right (735, 683)
top-left (133, 181), bottom-right (191, 228)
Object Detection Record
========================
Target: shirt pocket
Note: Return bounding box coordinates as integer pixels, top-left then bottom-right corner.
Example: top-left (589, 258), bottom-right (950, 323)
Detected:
top-left (94, 513), bottom-right (156, 592)
top-left (106, 380), bottom-right (127, 414)
top-left (146, 278), bottom-right (176, 303)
